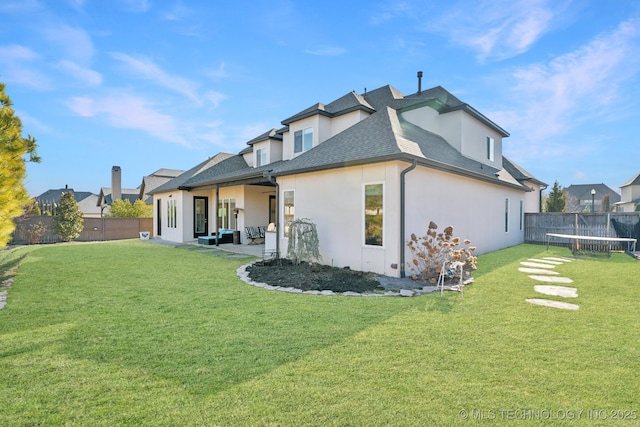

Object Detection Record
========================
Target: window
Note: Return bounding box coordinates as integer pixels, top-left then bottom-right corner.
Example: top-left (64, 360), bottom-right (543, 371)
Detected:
top-left (256, 148), bottom-right (267, 167)
top-left (364, 183), bottom-right (383, 246)
top-left (504, 198), bottom-right (510, 233)
top-left (167, 199), bottom-right (177, 228)
top-left (283, 190), bottom-right (294, 237)
top-left (519, 200), bottom-right (524, 231)
top-left (294, 128), bottom-right (313, 153)
top-left (486, 137), bottom-right (495, 161)
top-left (217, 198), bottom-right (236, 230)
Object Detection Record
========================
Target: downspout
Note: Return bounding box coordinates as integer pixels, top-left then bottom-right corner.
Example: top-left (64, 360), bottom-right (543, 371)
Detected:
top-left (267, 174), bottom-right (280, 260)
top-left (215, 185), bottom-right (220, 246)
top-left (400, 159), bottom-right (417, 278)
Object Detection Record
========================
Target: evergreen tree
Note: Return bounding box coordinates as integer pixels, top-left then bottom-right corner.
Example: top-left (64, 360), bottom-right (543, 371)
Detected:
top-left (53, 192), bottom-right (84, 242)
top-left (545, 180), bottom-right (566, 212)
top-left (0, 82), bottom-right (40, 247)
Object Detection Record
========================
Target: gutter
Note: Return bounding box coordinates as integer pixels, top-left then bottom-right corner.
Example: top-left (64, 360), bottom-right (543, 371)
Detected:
top-left (399, 159), bottom-right (417, 278)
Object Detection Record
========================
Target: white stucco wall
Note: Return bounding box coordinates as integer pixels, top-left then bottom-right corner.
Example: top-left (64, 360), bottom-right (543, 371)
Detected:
top-left (277, 161), bottom-right (527, 277)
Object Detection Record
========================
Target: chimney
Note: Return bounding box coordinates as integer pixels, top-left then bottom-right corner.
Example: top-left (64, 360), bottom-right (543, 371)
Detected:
top-left (111, 166), bottom-right (122, 202)
top-left (417, 71), bottom-right (423, 94)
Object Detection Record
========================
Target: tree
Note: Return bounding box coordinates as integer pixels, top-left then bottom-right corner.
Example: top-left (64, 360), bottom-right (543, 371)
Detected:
top-left (107, 199), bottom-right (152, 218)
top-left (602, 194), bottom-right (610, 213)
top-left (0, 82), bottom-right (40, 247)
top-left (545, 180), bottom-right (565, 212)
top-left (53, 192), bottom-right (84, 242)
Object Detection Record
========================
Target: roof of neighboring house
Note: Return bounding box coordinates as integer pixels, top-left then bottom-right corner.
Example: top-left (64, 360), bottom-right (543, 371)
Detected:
top-left (564, 183), bottom-right (621, 202)
top-left (149, 153), bottom-right (235, 194)
top-left (621, 172), bottom-right (640, 187)
top-left (97, 187), bottom-right (141, 206)
top-left (36, 188), bottom-right (95, 204)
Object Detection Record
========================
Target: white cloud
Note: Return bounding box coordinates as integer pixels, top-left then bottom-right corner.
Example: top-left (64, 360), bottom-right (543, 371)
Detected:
top-left (110, 52), bottom-right (201, 100)
top-left (304, 46), bottom-right (347, 56)
top-left (493, 17), bottom-right (640, 158)
top-left (40, 24), bottom-right (95, 63)
top-left (204, 91), bottom-right (226, 108)
top-left (64, 92), bottom-right (188, 146)
top-left (56, 60), bottom-right (103, 86)
top-left (439, 0), bottom-right (561, 61)
top-left (0, 44), bottom-right (51, 89)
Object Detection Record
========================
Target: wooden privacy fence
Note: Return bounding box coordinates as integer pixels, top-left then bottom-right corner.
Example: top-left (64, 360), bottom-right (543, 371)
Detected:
top-left (525, 212), bottom-right (640, 253)
top-left (10, 216), bottom-right (153, 245)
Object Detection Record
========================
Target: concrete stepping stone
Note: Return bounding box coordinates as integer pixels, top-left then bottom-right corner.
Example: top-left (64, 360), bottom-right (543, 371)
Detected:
top-left (526, 298), bottom-right (579, 310)
top-left (518, 267), bottom-right (559, 275)
top-left (528, 258), bottom-right (563, 265)
top-left (534, 285), bottom-right (578, 298)
top-left (528, 275), bottom-right (574, 284)
top-left (520, 261), bottom-right (556, 269)
top-left (544, 257), bottom-right (574, 263)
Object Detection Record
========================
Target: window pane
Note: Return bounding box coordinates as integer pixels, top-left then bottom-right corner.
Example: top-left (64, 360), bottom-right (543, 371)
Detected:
top-left (505, 198), bottom-right (509, 233)
top-left (365, 184), bottom-right (383, 246)
top-left (487, 137), bottom-right (494, 161)
top-left (283, 191), bottom-right (294, 237)
top-left (303, 128), bottom-right (313, 151)
top-left (294, 131), bottom-right (302, 153)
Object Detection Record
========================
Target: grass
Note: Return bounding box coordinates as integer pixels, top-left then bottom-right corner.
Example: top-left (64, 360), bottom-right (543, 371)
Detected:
top-left (0, 241), bottom-right (638, 426)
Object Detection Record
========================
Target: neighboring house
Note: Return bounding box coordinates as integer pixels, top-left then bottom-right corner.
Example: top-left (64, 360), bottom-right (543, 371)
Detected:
top-left (564, 183), bottom-right (620, 213)
top-left (36, 186), bottom-right (101, 218)
top-left (138, 168), bottom-right (184, 204)
top-left (615, 172), bottom-right (640, 212)
top-left (150, 79), bottom-right (546, 278)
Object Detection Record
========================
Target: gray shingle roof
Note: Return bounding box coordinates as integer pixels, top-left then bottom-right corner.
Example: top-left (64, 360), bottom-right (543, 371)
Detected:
top-left (270, 106), bottom-right (504, 183)
top-left (565, 184), bottom-right (621, 203)
top-left (149, 153), bottom-right (234, 194)
top-left (621, 172), bottom-right (640, 187)
top-left (281, 91), bottom-right (375, 125)
top-left (179, 155), bottom-right (286, 189)
top-left (502, 157), bottom-right (547, 187)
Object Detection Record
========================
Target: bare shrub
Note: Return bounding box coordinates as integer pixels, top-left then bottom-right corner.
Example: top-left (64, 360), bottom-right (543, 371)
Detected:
top-left (406, 221), bottom-right (477, 285)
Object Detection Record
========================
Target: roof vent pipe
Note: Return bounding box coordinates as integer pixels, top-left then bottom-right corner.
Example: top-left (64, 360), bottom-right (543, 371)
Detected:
top-left (417, 71), bottom-right (423, 94)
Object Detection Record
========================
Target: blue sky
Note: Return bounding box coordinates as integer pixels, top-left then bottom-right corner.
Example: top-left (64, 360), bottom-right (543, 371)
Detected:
top-left (2, 0), bottom-right (639, 197)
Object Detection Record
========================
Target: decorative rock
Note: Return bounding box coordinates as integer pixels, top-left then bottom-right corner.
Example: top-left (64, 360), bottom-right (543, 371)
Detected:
top-left (528, 275), bottom-right (574, 284)
top-left (0, 302), bottom-right (5, 309)
top-left (518, 268), bottom-right (560, 275)
top-left (400, 289), bottom-right (415, 297)
top-left (534, 285), bottom-right (578, 298)
top-left (342, 291), bottom-right (361, 297)
top-left (320, 290), bottom-right (334, 296)
top-left (526, 298), bottom-right (579, 310)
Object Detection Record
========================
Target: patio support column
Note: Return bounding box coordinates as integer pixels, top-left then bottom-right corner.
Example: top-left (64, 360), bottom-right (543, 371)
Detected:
top-left (215, 185), bottom-right (219, 246)
top-left (267, 174), bottom-right (280, 260)
top-left (400, 159), bottom-right (417, 278)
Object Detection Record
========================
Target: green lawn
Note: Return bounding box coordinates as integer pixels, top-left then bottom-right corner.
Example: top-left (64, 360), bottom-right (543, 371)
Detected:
top-left (1, 241), bottom-right (638, 426)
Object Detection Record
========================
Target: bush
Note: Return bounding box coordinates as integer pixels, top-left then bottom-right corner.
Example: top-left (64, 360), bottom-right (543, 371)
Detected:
top-left (405, 221), bottom-right (477, 285)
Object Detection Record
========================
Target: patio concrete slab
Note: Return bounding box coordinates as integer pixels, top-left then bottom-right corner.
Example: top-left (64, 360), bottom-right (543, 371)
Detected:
top-left (526, 298), bottom-right (579, 310)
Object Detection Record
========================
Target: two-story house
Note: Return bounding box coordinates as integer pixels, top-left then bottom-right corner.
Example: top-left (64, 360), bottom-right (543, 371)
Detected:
top-left (149, 78), bottom-right (546, 278)
top-left (615, 172), bottom-right (640, 212)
